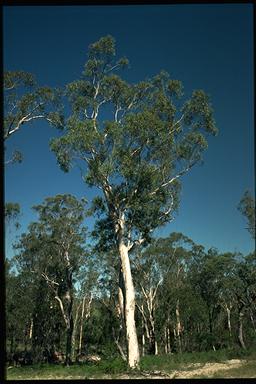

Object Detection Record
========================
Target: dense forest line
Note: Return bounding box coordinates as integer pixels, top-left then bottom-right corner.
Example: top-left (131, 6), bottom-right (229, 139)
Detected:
top-left (4, 36), bottom-right (255, 370)
top-left (5, 193), bottom-right (256, 367)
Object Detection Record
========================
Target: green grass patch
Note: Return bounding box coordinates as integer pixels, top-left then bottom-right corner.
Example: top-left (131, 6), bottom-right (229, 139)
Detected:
top-left (6, 358), bottom-right (128, 380)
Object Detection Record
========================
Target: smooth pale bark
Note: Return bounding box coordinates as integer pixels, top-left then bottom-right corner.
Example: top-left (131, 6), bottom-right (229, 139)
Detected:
top-left (137, 276), bottom-right (161, 356)
top-left (78, 296), bottom-right (86, 355)
top-left (142, 333), bottom-right (145, 357)
top-left (118, 240), bottom-right (140, 369)
top-left (221, 301), bottom-right (232, 338)
top-left (29, 318), bottom-right (33, 340)
top-left (164, 327), bottom-right (168, 354)
top-left (141, 303), bottom-right (145, 357)
top-left (227, 307), bottom-right (232, 337)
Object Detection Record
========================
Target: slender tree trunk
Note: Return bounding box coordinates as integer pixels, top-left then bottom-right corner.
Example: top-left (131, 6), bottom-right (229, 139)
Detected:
top-left (167, 318), bottom-right (171, 353)
top-left (148, 290), bottom-right (158, 355)
top-left (155, 340), bottom-right (158, 355)
top-left (65, 296), bottom-right (74, 365)
top-left (226, 307), bottom-right (232, 337)
top-left (118, 240), bottom-right (140, 369)
top-left (78, 296), bottom-right (86, 355)
top-left (112, 327), bottom-right (127, 361)
top-left (72, 301), bottom-right (81, 361)
top-left (29, 318), bottom-right (33, 340)
top-left (249, 309), bottom-right (256, 332)
top-left (164, 327), bottom-right (168, 354)
top-left (176, 299), bottom-right (182, 353)
top-left (238, 309), bottom-right (246, 349)
top-left (141, 304), bottom-right (145, 357)
top-left (64, 261), bottom-right (74, 366)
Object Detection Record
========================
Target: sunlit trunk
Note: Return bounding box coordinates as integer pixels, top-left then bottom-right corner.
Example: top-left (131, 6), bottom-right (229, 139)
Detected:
top-left (141, 304), bottom-right (145, 357)
top-left (78, 296), bottom-right (86, 355)
top-left (227, 307), bottom-right (232, 337)
top-left (118, 239), bottom-right (140, 369)
top-left (29, 318), bottom-right (33, 340)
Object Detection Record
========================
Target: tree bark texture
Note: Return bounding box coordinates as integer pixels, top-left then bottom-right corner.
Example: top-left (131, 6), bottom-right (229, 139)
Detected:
top-left (118, 240), bottom-right (140, 369)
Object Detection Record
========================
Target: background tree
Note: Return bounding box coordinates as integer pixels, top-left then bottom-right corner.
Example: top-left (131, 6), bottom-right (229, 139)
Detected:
top-left (4, 70), bottom-right (64, 164)
top-left (5, 202), bottom-right (21, 234)
top-left (14, 194), bottom-right (87, 365)
top-left (238, 191), bottom-right (255, 239)
top-left (51, 35), bottom-right (218, 369)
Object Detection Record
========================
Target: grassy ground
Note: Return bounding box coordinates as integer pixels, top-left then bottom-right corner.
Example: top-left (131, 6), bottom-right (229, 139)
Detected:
top-left (6, 348), bottom-right (256, 380)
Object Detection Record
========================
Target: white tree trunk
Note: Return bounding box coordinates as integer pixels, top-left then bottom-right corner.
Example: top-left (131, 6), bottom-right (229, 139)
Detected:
top-left (78, 296), bottom-right (86, 355)
top-left (176, 299), bottom-right (182, 353)
top-left (119, 241), bottom-right (140, 369)
top-left (227, 307), bottom-right (232, 337)
top-left (29, 318), bottom-right (33, 340)
top-left (141, 304), bottom-right (145, 357)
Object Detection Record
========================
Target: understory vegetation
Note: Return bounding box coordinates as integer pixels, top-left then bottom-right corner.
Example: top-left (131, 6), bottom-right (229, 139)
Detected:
top-left (6, 349), bottom-right (256, 380)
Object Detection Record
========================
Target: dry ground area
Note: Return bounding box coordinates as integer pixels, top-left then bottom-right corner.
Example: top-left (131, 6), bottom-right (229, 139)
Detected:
top-left (101, 359), bottom-right (254, 379)
top-left (7, 358), bottom-right (256, 380)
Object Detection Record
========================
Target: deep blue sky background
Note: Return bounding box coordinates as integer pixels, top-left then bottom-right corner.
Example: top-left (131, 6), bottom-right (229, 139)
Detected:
top-left (4, 4), bottom-right (254, 258)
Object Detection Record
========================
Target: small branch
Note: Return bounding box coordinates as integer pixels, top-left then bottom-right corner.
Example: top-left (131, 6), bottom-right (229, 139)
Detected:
top-left (169, 114), bottom-right (184, 133)
top-left (149, 161), bottom-right (196, 196)
top-left (41, 272), bottom-right (59, 288)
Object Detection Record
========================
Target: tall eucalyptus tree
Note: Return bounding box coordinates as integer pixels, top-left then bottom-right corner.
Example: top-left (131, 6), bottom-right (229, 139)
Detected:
top-left (51, 35), bottom-right (218, 368)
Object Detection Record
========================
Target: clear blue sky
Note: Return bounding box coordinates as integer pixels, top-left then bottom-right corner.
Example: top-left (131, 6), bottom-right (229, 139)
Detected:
top-left (4, 4), bottom-right (254, 257)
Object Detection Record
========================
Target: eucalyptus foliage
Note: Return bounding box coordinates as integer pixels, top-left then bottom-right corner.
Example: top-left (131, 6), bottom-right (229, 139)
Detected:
top-left (238, 191), bottom-right (255, 239)
top-left (4, 70), bottom-right (64, 164)
top-left (51, 35), bottom-right (218, 250)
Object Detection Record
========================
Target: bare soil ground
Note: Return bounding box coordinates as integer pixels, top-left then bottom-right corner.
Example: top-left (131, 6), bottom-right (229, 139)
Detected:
top-left (172, 358), bottom-right (246, 379)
